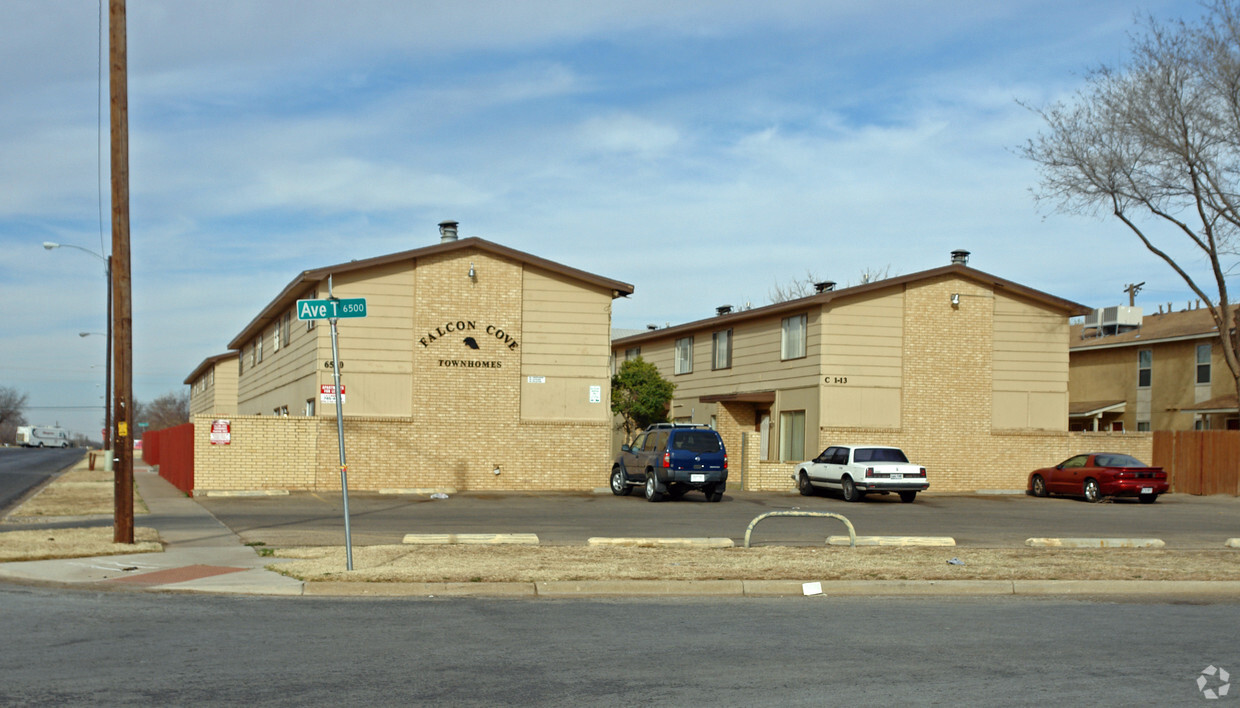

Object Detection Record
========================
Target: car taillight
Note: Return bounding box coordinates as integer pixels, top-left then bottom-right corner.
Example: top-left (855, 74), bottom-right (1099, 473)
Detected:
top-left (662, 451), bottom-right (671, 468)
top-left (723, 453), bottom-right (728, 469)
top-left (918, 467), bottom-right (926, 477)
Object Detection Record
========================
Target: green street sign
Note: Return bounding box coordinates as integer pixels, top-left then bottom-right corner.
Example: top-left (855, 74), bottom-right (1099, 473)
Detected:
top-left (297, 297), bottom-right (368, 320)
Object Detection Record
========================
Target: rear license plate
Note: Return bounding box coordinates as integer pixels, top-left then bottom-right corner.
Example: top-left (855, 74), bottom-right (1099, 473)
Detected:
top-left (690, 474), bottom-right (706, 483)
top-left (890, 473), bottom-right (903, 480)
top-left (1141, 487), bottom-right (1153, 494)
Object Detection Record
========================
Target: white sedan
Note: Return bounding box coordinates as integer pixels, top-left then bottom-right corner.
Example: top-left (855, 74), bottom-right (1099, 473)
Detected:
top-left (795, 445), bottom-right (928, 503)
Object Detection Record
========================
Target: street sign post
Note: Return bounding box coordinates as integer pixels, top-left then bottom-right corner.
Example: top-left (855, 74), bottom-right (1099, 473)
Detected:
top-left (295, 289), bottom-right (367, 571)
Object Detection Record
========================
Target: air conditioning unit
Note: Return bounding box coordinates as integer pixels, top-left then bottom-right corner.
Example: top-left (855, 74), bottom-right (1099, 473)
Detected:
top-left (1082, 309), bottom-right (1102, 329)
top-left (1101, 306), bottom-right (1142, 329)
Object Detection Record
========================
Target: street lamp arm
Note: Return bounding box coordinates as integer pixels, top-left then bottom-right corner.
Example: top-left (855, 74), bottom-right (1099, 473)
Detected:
top-left (43, 241), bottom-right (109, 264)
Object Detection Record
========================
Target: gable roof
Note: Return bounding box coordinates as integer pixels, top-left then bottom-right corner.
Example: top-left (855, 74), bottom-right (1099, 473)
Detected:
top-left (227, 237), bottom-right (634, 350)
top-left (612, 264), bottom-right (1090, 347)
top-left (183, 351), bottom-right (238, 385)
top-left (1070, 305), bottom-right (1235, 351)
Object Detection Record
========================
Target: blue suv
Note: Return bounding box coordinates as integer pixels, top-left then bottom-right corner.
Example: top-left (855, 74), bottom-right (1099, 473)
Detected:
top-left (610, 423), bottom-right (728, 502)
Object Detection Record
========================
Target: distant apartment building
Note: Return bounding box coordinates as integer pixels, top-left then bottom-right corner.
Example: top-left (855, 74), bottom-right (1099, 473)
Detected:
top-left (185, 352), bottom-right (239, 417)
top-left (611, 253), bottom-right (1146, 492)
top-left (1069, 304), bottom-right (1239, 431)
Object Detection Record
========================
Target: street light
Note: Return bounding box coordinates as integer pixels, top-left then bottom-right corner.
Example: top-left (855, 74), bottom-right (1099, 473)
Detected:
top-left (44, 242), bottom-right (112, 451)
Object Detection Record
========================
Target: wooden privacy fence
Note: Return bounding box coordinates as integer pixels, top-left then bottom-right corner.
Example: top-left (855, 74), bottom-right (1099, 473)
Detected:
top-left (1152, 431), bottom-right (1240, 496)
top-left (141, 423), bottom-right (195, 495)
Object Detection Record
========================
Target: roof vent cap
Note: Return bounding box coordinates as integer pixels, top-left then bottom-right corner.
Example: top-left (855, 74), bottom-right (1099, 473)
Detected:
top-left (438, 220), bottom-right (459, 243)
top-left (950, 249), bottom-right (970, 265)
top-left (716, 305), bottom-right (733, 316)
top-left (814, 281), bottom-right (836, 293)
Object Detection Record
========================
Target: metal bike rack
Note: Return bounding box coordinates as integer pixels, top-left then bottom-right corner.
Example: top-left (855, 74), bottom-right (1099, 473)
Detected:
top-left (743, 510), bottom-right (857, 548)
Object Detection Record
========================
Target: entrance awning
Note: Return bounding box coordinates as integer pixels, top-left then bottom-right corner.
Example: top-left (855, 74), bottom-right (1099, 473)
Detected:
top-left (699, 391), bottom-right (776, 404)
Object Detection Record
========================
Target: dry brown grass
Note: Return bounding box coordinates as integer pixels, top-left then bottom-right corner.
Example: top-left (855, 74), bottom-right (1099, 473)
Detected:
top-left (9, 460), bottom-right (148, 518)
top-left (270, 545), bottom-right (1240, 583)
top-left (0, 526), bottom-right (162, 562)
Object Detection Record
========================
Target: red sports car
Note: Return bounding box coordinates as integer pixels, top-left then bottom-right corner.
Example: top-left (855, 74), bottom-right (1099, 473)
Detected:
top-left (1028, 453), bottom-right (1169, 504)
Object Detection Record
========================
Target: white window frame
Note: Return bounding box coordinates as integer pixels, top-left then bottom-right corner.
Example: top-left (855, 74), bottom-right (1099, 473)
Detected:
top-left (1137, 349), bottom-right (1152, 388)
top-left (781, 314), bottom-right (807, 360)
top-left (712, 329), bottom-right (732, 370)
top-left (1196, 344), bottom-right (1211, 384)
top-left (674, 336), bottom-right (694, 375)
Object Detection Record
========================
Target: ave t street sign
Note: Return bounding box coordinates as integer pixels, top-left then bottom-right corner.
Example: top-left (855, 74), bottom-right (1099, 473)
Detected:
top-left (297, 297), bottom-right (367, 320)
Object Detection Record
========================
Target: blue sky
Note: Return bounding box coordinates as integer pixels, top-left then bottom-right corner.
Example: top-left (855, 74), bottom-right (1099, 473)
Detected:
top-left (1, 0), bottom-right (1224, 439)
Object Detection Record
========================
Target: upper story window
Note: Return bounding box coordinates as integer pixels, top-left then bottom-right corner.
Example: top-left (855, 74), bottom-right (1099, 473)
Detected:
top-left (1197, 344), bottom-right (1211, 384)
top-left (306, 290), bottom-right (317, 330)
top-left (255, 335), bottom-right (263, 364)
top-left (283, 312), bottom-right (292, 347)
top-left (674, 337), bottom-right (694, 375)
top-left (781, 314), bottom-right (807, 360)
top-left (1137, 349), bottom-right (1151, 388)
top-left (712, 329), bottom-right (732, 370)
top-left (272, 322), bottom-right (281, 352)
top-left (624, 347), bottom-right (641, 361)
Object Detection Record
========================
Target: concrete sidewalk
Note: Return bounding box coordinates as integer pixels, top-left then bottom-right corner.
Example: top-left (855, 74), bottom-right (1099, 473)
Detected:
top-left (0, 464), bottom-right (304, 595)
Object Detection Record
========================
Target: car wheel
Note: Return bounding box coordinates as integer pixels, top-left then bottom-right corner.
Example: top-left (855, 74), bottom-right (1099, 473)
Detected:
top-left (1138, 494), bottom-right (1159, 504)
top-left (1083, 478), bottom-right (1102, 503)
top-left (797, 472), bottom-right (815, 497)
top-left (610, 467), bottom-right (631, 496)
top-left (898, 491), bottom-right (917, 503)
top-left (703, 485), bottom-right (723, 503)
top-left (644, 474), bottom-right (663, 502)
top-left (1030, 474), bottom-right (1048, 498)
top-left (841, 477), bottom-right (862, 502)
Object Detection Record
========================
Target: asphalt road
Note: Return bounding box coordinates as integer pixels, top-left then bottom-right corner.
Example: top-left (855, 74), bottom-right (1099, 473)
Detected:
top-left (0, 447), bottom-right (84, 514)
top-left (1, 586), bottom-right (1236, 706)
top-left (196, 487), bottom-right (1240, 548)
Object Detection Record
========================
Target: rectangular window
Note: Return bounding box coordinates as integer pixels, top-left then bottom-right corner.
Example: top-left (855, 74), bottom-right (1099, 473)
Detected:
top-left (675, 337), bottom-right (693, 375)
top-left (255, 335), bottom-right (263, 364)
top-left (1137, 349), bottom-right (1151, 388)
top-left (272, 323), bottom-right (280, 353)
top-left (1137, 421), bottom-right (1151, 432)
top-left (283, 312), bottom-right (292, 346)
top-left (1197, 344), bottom-right (1211, 384)
top-left (305, 398), bottom-right (315, 416)
top-left (625, 347), bottom-right (640, 361)
top-left (307, 290), bottom-right (317, 330)
top-left (779, 410), bottom-right (806, 462)
top-left (712, 329), bottom-right (732, 370)
top-left (781, 314), bottom-right (807, 360)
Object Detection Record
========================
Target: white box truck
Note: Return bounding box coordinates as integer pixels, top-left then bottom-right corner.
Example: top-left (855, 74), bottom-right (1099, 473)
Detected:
top-left (16, 425), bottom-right (71, 448)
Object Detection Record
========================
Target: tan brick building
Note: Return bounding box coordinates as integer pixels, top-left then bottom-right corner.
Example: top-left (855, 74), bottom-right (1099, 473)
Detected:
top-left (612, 256), bottom-right (1153, 492)
top-left (186, 224), bottom-right (633, 494)
top-left (1069, 304), bottom-right (1239, 431)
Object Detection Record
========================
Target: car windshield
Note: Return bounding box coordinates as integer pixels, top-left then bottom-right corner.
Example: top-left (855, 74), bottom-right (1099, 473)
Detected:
top-left (672, 431), bottom-right (722, 454)
top-left (1094, 454), bottom-right (1148, 468)
top-left (853, 447), bottom-right (909, 463)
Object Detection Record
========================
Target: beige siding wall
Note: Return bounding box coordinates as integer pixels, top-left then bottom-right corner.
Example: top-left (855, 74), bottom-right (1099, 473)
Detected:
top-left (820, 288), bottom-right (903, 428)
top-left (1070, 336), bottom-right (1228, 430)
top-left (992, 291), bottom-right (1069, 430)
top-left (237, 294), bottom-right (324, 416)
top-left (189, 359), bottom-right (239, 417)
top-left (520, 267), bottom-right (614, 421)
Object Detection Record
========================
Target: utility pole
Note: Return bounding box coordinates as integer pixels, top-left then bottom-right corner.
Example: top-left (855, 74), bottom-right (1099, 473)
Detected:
top-left (1124, 282), bottom-right (1145, 307)
top-left (110, 0), bottom-right (134, 544)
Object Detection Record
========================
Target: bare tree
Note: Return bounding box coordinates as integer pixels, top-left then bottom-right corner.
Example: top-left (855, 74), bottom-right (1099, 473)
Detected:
top-left (139, 390), bottom-right (190, 432)
top-left (1021, 0), bottom-right (1240, 411)
top-left (0, 386), bottom-right (28, 445)
top-left (768, 266), bottom-right (894, 303)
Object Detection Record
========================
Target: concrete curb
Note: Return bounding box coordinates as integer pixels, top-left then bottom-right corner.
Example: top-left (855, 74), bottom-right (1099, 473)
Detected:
top-left (826, 536), bottom-right (957, 547)
top-left (379, 487), bottom-right (459, 496)
top-left (1025, 537), bottom-right (1166, 548)
top-left (402, 533), bottom-right (540, 545)
top-left (203, 490), bottom-right (290, 498)
top-left (587, 537), bottom-right (735, 548)
top-left (291, 578), bottom-right (1240, 598)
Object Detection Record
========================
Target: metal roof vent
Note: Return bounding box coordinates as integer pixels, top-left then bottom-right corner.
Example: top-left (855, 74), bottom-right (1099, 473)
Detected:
top-left (950, 249), bottom-right (970, 265)
top-left (814, 281), bottom-right (836, 293)
top-left (716, 305), bottom-right (733, 316)
top-left (439, 220), bottom-right (459, 243)
top-left (646, 324), bottom-right (658, 330)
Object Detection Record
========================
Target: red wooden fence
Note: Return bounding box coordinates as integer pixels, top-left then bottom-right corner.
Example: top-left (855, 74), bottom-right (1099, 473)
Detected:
top-left (1152, 431), bottom-right (1240, 496)
top-left (141, 423), bottom-right (195, 495)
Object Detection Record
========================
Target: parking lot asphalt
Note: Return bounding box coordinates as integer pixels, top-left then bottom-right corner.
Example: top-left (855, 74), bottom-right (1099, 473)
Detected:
top-left (195, 488), bottom-right (1240, 549)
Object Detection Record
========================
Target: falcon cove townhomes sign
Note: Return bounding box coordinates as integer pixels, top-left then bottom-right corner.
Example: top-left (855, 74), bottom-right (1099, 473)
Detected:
top-left (420, 319), bottom-right (519, 369)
